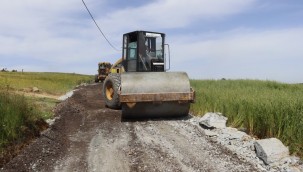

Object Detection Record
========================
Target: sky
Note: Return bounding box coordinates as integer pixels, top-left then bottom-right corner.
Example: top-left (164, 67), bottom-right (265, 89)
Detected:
top-left (0, 0), bottom-right (302, 83)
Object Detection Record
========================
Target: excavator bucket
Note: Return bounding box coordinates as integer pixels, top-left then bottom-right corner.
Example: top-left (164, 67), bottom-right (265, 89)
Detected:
top-left (120, 72), bottom-right (195, 118)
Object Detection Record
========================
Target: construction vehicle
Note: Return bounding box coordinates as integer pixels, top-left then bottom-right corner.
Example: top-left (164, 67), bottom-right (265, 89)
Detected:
top-left (95, 62), bottom-right (112, 82)
top-left (103, 31), bottom-right (195, 118)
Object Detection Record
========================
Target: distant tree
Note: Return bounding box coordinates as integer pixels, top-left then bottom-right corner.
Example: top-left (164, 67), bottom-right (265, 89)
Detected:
top-left (1, 68), bottom-right (8, 72)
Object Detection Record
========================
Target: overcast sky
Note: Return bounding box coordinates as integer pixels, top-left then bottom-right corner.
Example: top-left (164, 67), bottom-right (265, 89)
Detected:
top-left (0, 0), bottom-right (302, 83)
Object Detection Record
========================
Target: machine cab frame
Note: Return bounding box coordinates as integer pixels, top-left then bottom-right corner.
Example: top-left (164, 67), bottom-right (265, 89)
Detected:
top-left (122, 31), bottom-right (166, 72)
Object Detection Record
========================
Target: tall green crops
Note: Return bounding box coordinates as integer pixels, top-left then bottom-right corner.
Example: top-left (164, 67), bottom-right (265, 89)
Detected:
top-left (190, 80), bottom-right (303, 157)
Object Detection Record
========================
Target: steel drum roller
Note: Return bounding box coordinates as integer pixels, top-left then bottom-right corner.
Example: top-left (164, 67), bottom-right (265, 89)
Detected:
top-left (120, 72), bottom-right (194, 118)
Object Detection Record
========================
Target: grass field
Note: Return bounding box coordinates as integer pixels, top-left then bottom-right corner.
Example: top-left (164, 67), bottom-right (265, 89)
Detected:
top-left (190, 79), bottom-right (303, 157)
top-left (0, 72), bottom-right (92, 95)
top-left (0, 72), bottom-right (93, 155)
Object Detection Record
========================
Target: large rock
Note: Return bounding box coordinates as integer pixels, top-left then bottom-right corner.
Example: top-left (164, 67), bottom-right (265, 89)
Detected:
top-left (32, 87), bottom-right (39, 92)
top-left (254, 138), bottom-right (289, 165)
top-left (199, 112), bottom-right (227, 129)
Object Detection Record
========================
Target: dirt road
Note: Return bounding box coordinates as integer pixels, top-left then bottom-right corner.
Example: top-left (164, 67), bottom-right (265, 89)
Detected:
top-left (1, 83), bottom-right (260, 172)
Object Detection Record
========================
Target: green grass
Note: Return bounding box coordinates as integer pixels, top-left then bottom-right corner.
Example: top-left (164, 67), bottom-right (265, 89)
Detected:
top-left (0, 72), bottom-right (93, 95)
top-left (26, 96), bottom-right (60, 120)
top-left (0, 72), bottom-right (93, 155)
top-left (190, 79), bottom-right (303, 157)
top-left (0, 91), bottom-right (40, 149)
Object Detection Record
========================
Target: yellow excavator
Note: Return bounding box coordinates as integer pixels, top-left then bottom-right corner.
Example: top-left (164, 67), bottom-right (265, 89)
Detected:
top-left (103, 30), bottom-right (195, 118)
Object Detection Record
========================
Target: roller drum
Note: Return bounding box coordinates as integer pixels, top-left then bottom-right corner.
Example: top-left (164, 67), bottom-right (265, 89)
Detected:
top-left (120, 72), bottom-right (194, 118)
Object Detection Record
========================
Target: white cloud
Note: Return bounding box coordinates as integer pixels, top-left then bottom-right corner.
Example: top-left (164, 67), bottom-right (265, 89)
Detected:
top-left (171, 28), bottom-right (303, 62)
top-left (98, 0), bottom-right (256, 33)
top-left (170, 28), bottom-right (303, 83)
top-left (0, 0), bottom-right (256, 69)
top-left (0, 0), bottom-right (118, 66)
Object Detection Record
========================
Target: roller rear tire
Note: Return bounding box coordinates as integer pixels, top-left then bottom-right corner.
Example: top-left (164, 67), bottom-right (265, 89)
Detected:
top-left (102, 73), bottom-right (121, 109)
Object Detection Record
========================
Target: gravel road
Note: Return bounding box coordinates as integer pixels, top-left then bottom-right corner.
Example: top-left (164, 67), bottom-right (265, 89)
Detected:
top-left (1, 83), bottom-right (261, 172)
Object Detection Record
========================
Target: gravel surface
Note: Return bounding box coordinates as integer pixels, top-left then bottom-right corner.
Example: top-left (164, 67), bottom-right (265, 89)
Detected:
top-left (1, 83), bottom-right (301, 172)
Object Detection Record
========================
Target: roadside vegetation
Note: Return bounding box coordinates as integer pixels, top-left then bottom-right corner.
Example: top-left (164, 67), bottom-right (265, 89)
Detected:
top-left (0, 72), bottom-right (92, 95)
top-left (0, 72), bottom-right (92, 164)
top-left (0, 91), bottom-right (43, 151)
top-left (190, 79), bottom-right (303, 158)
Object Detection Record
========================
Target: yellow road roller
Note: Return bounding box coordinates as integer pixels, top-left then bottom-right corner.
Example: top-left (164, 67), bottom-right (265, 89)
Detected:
top-left (103, 31), bottom-right (195, 118)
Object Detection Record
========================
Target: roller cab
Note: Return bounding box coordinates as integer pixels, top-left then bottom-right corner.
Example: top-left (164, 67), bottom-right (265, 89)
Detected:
top-left (103, 31), bottom-right (195, 118)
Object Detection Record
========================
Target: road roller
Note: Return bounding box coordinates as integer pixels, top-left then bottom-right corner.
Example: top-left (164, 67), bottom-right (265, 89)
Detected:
top-left (102, 31), bottom-right (195, 118)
